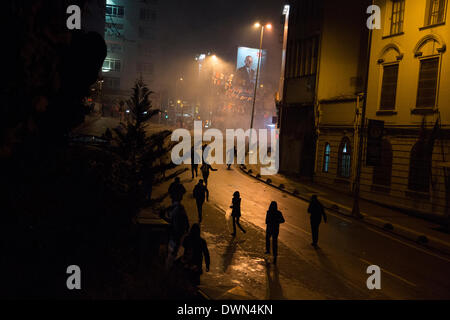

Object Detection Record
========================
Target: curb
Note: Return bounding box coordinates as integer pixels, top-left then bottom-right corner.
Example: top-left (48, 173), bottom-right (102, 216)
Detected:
top-left (239, 165), bottom-right (450, 257)
top-left (197, 288), bottom-right (211, 300)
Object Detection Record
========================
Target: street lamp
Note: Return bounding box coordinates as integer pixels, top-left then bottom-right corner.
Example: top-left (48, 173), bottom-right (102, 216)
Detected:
top-left (175, 77), bottom-right (184, 126)
top-left (250, 22), bottom-right (271, 147)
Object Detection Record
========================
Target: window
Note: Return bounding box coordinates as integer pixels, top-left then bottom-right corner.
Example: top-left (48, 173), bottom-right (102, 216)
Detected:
top-left (408, 141), bottom-right (431, 192)
top-left (107, 43), bottom-right (123, 53)
top-left (426, 0), bottom-right (447, 26)
top-left (323, 143), bottom-right (330, 173)
top-left (106, 4), bottom-right (124, 18)
top-left (338, 138), bottom-right (351, 178)
top-left (380, 64), bottom-right (399, 110)
top-left (105, 23), bottom-right (123, 30)
top-left (390, 0), bottom-right (405, 35)
top-left (102, 58), bottom-right (121, 72)
top-left (288, 36), bottom-right (319, 79)
top-left (103, 76), bottom-right (120, 89)
top-left (137, 62), bottom-right (154, 75)
top-left (140, 8), bottom-right (157, 21)
top-left (139, 26), bottom-right (155, 39)
top-left (416, 58), bottom-right (439, 108)
top-left (372, 140), bottom-right (393, 187)
top-left (138, 44), bottom-right (152, 56)
top-left (105, 22), bottom-right (123, 38)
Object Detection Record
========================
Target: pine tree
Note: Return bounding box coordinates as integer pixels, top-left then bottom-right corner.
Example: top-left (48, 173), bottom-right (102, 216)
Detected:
top-left (113, 77), bottom-right (175, 207)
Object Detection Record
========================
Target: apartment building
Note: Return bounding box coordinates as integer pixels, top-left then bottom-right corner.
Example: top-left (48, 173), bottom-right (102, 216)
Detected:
top-left (102, 0), bottom-right (159, 104)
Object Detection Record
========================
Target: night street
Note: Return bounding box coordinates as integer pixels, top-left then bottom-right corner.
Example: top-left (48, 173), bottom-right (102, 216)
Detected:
top-left (4, 0), bottom-right (450, 309)
top-left (152, 163), bottom-right (450, 300)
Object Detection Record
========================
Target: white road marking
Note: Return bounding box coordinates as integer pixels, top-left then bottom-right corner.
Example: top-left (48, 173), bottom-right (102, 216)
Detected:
top-left (285, 222), bottom-right (311, 235)
top-left (363, 225), bottom-right (450, 264)
top-left (237, 168), bottom-right (450, 264)
top-left (359, 258), bottom-right (417, 287)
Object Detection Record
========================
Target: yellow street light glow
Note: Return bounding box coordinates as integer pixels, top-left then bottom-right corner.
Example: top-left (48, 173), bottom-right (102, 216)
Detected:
top-left (254, 22), bottom-right (261, 28)
top-left (265, 23), bottom-right (272, 30)
top-left (177, 100), bottom-right (181, 104)
top-left (179, 77), bottom-right (183, 81)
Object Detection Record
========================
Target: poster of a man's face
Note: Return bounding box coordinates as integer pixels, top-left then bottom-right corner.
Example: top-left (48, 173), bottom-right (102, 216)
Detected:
top-left (235, 47), bottom-right (267, 89)
top-left (244, 55), bottom-right (253, 68)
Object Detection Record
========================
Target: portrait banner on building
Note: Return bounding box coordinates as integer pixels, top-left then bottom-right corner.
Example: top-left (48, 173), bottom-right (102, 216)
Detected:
top-left (366, 119), bottom-right (384, 166)
top-left (235, 47), bottom-right (267, 90)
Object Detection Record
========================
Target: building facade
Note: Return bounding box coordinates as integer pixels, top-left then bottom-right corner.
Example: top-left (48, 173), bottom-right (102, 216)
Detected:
top-left (279, 0), bottom-right (322, 178)
top-left (285, 0), bottom-right (450, 218)
top-left (280, 0), bottom-right (370, 180)
top-left (102, 0), bottom-right (160, 105)
top-left (357, 0), bottom-right (449, 217)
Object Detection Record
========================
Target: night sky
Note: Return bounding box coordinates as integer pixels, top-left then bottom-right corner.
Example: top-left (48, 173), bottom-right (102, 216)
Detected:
top-left (157, 0), bottom-right (285, 90)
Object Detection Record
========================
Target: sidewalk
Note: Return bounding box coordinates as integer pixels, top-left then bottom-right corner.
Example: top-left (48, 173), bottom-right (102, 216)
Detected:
top-left (242, 163), bottom-right (450, 257)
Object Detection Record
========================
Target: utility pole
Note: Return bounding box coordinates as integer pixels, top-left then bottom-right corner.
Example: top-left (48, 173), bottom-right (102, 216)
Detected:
top-left (352, 8), bottom-right (374, 218)
top-left (250, 25), bottom-right (264, 132)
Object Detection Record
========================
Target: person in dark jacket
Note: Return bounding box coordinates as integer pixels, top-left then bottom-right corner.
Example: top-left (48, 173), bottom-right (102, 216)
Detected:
top-left (164, 200), bottom-right (190, 268)
top-left (265, 201), bottom-right (285, 264)
top-left (168, 177), bottom-right (186, 203)
top-left (181, 223), bottom-right (210, 286)
top-left (193, 179), bottom-right (209, 223)
top-left (230, 191), bottom-right (246, 236)
top-left (190, 145), bottom-right (200, 179)
top-left (307, 195), bottom-right (327, 248)
top-left (200, 163), bottom-right (217, 187)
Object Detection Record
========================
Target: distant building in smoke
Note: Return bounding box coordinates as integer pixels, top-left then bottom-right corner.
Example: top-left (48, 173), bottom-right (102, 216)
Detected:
top-left (101, 0), bottom-right (161, 107)
top-left (280, 0), bottom-right (450, 218)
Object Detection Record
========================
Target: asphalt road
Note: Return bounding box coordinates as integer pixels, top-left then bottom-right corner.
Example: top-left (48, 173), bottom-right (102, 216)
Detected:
top-left (156, 163), bottom-right (450, 300)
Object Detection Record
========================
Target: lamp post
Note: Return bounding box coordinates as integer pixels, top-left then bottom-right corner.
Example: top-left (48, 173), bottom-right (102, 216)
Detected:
top-left (209, 55), bottom-right (219, 126)
top-left (175, 77), bottom-right (183, 126)
top-left (351, 4), bottom-right (374, 219)
top-left (250, 22), bottom-right (271, 149)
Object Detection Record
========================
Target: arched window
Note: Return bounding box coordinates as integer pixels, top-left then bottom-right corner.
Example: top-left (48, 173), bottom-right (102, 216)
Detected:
top-left (373, 139), bottom-right (393, 187)
top-left (338, 137), bottom-right (351, 178)
top-left (408, 141), bottom-right (431, 192)
top-left (323, 143), bottom-right (330, 173)
top-left (413, 35), bottom-right (446, 110)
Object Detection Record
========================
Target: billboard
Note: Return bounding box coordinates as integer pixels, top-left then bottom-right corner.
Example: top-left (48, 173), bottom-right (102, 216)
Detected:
top-left (235, 47), bottom-right (267, 90)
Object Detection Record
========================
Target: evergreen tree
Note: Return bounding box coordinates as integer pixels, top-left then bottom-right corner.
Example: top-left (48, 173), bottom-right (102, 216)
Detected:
top-left (113, 77), bottom-right (175, 207)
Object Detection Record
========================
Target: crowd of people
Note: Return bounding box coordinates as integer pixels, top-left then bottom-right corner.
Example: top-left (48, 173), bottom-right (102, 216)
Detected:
top-left (160, 150), bottom-right (328, 289)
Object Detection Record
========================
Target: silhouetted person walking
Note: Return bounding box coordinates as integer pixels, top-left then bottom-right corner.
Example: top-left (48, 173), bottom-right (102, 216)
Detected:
top-left (168, 177), bottom-right (186, 203)
top-left (307, 195), bottom-right (327, 248)
top-left (102, 128), bottom-right (112, 141)
top-left (165, 200), bottom-right (190, 268)
top-left (181, 223), bottom-right (210, 286)
top-left (230, 191), bottom-right (246, 236)
top-left (200, 163), bottom-right (217, 187)
top-left (226, 146), bottom-right (236, 170)
top-left (265, 201), bottom-right (285, 264)
top-left (193, 179), bottom-right (209, 223)
top-left (191, 146), bottom-right (199, 179)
